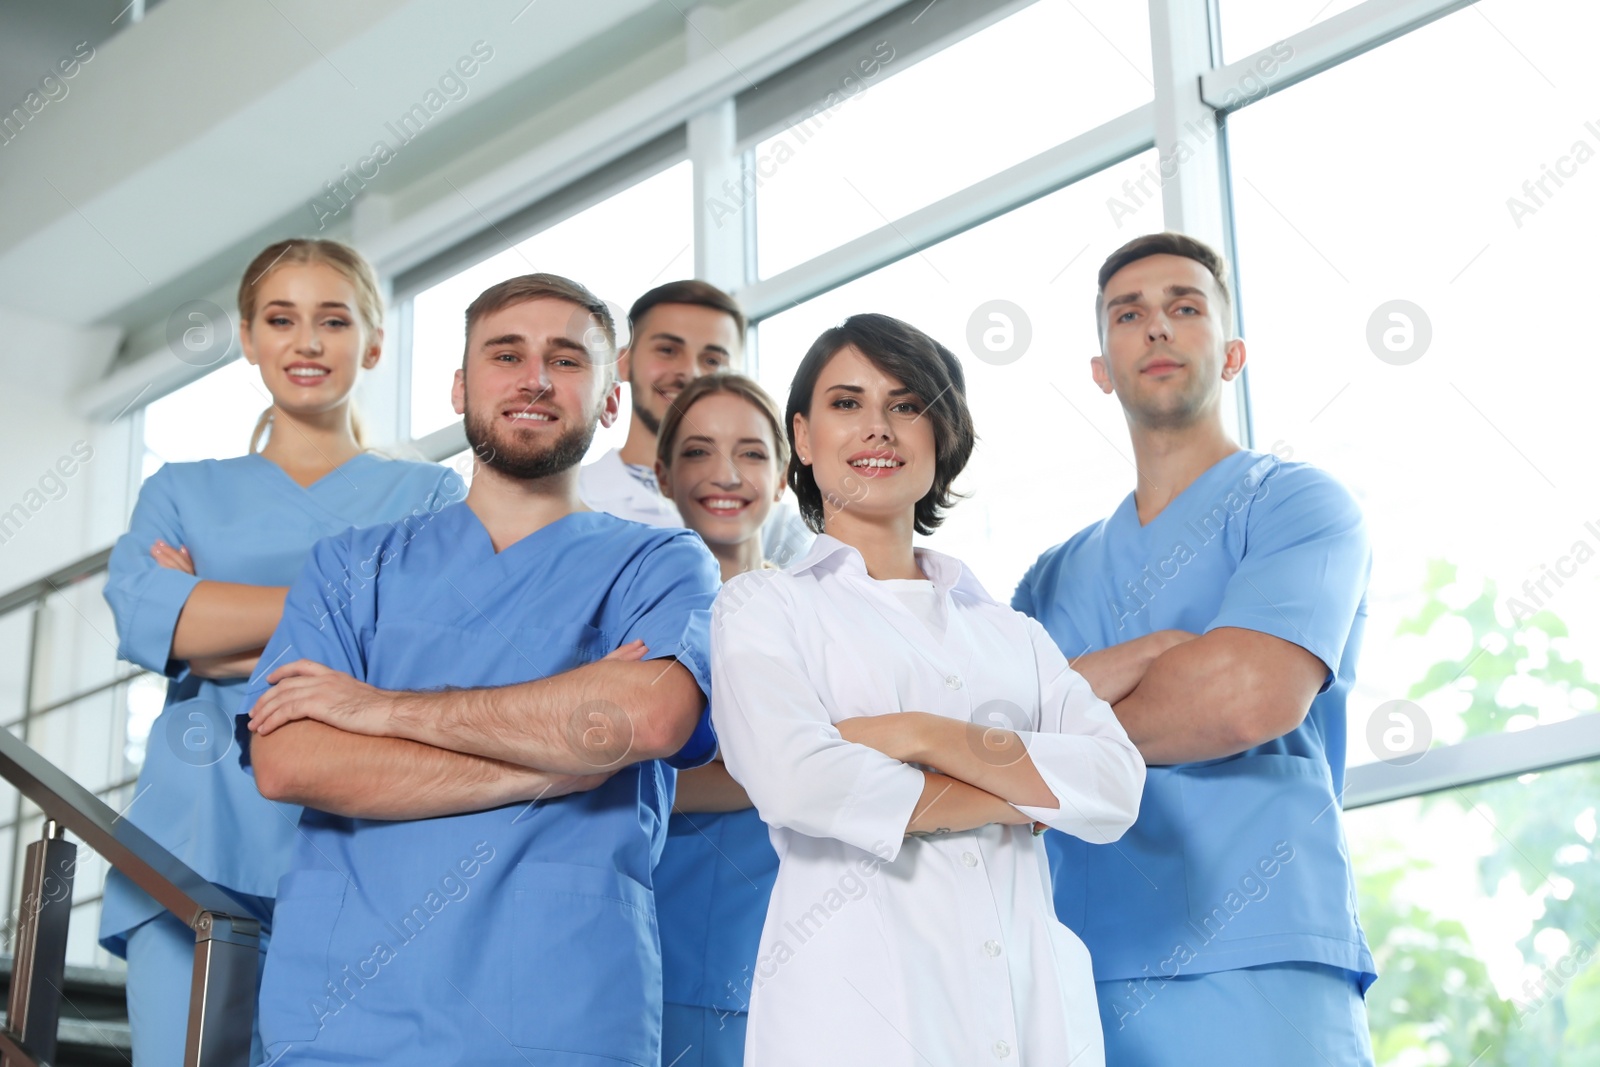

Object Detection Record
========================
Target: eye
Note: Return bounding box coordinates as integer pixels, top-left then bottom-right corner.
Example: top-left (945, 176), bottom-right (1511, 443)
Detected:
top-left (321, 317), bottom-right (351, 329)
top-left (891, 401), bottom-right (923, 415)
top-left (703, 356), bottom-right (725, 369)
top-left (493, 352), bottom-right (520, 363)
top-left (267, 315), bottom-right (292, 327)
top-left (741, 449), bottom-right (769, 461)
top-left (831, 397), bottom-right (859, 410)
top-left (680, 446), bottom-right (710, 459)
top-left (1116, 310), bottom-right (1138, 323)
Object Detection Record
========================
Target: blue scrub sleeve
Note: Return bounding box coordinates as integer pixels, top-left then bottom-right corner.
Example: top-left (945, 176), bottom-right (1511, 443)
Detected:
top-left (104, 465), bottom-right (202, 677)
top-left (1204, 466), bottom-right (1370, 689)
top-left (235, 532), bottom-right (371, 770)
top-left (615, 532), bottom-right (721, 769)
top-left (1011, 554), bottom-right (1041, 618)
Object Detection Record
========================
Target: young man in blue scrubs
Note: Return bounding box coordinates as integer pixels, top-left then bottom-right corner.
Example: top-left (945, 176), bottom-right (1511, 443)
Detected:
top-left (1013, 233), bottom-right (1377, 1065)
top-left (237, 273), bottom-right (721, 1066)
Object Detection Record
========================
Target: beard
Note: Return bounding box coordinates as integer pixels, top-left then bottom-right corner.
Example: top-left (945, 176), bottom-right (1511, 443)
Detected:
top-left (463, 395), bottom-right (598, 481)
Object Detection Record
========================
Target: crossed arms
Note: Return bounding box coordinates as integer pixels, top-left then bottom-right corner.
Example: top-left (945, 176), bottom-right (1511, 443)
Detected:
top-left (247, 641), bottom-right (706, 821)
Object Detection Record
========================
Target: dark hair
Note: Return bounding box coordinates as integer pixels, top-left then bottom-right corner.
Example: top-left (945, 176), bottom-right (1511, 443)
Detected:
top-left (657, 373), bottom-right (790, 472)
top-left (1095, 232), bottom-right (1233, 339)
top-left (463, 273), bottom-right (617, 378)
top-left (785, 313), bottom-right (974, 536)
top-left (627, 280), bottom-right (747, 346)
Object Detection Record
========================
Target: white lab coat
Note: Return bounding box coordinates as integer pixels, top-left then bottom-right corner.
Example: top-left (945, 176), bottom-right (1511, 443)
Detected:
top-left (710, 535), bottom-right (1146, 1067)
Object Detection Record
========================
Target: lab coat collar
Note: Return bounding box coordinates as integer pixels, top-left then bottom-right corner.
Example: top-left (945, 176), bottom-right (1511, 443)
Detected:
top-left (788, 533), bottom-right (996, 605)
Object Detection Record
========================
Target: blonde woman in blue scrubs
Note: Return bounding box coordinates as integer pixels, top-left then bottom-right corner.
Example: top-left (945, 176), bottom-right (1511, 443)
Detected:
top-left (651, 373), bottom-right (788, 1067)
top-left (100, 239), bottom-right (459, 1065)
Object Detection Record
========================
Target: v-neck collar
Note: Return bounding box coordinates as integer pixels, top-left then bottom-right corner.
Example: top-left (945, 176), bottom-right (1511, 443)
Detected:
top-left (1120, 450), bottom-right (1258, 534)
top-left (454, 504), bottom-right (600, 558)
top-left (252, 449), bottom-right (373, 493)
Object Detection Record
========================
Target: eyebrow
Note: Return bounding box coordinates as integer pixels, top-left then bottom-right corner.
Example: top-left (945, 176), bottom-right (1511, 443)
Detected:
top-left (649, 332), bottom-right (731, 358)
top-left (480, 334), bottom-right (587, 352)
top-left (263, 300), bottom-right (352, 310)
top-left (824, 383), bottom-right (913, 396)
top-left (1105, 284), bottom-right (1210, 310)
top-left (679, 434), bottom-right (770, 448)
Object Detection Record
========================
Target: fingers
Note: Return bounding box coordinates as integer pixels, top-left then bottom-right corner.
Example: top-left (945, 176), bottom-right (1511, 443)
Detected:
top-left (266, 659), bottom-right (331, 684)
top-left (150, 540), bottom-right (196, 574)
top-left (601, 640), bottom-right (649, 663)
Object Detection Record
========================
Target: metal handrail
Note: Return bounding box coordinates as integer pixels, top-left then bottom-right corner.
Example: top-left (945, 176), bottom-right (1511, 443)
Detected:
top-left (0, 547), bottom-right (256, 1066)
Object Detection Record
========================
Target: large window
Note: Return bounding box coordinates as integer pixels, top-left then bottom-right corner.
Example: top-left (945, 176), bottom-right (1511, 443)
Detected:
top-left (1227, 2), bottom-right (1600, 763)
top-left (753, 0), bottom-right (1152, 279)
top-left (407, 161), bottom-right (695, 445)
top-left (755, 151), bottom-right (1214, 600)
top-left (140, 357), bottom-right (264, 479)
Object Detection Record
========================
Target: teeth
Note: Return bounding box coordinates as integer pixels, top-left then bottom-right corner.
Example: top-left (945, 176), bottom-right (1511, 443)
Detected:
top-left (703, 498), bottom-right (745, 511)
top-left (509, 412), bottom-right (554, 421)
top-left (287, 367), bottom-right (328, 378)
top-left (851, 457), bottom-right (902, 468)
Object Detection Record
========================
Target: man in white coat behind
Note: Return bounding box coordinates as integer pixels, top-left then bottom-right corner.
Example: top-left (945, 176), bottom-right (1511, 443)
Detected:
top-left (579, 279), bottom-right (812, 563)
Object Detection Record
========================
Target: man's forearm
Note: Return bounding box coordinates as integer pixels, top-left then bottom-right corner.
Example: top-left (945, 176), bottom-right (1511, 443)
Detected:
top-left (1114, 628), bottom-right (1322, 765)
top-left (1070, 630), bottom-right (1196, 705)
top-left (386, 659), bottom-right (704, 773)
top-left (252, 720), bottom-right (607, 819)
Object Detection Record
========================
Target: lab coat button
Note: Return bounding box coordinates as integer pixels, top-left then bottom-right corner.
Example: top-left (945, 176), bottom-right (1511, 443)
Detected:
top-left (944, 674), bottom-right (962, 690)
top-left (983, 940), bottom-right (1002, 958)
top-left (961, 852), bottom-right (978, 867)
top-left (993, 1040), bottom-right (1011, 1058)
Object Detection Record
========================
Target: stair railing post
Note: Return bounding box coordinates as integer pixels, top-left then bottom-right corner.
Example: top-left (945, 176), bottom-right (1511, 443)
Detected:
top-left (185, 910), bottom-right (259, 1067)
top-left (3, 818), bottom-right (76, 1067)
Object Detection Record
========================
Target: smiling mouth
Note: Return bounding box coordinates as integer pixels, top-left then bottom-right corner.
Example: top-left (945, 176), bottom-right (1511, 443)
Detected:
top-left (699, 496), bottom-right (752, 514)
top-left (286, 367), bottom-right (330, 380)
top-left (505, 410), bottom-right (556, 422)
top-left (850, 457), bottom-right (903, 469)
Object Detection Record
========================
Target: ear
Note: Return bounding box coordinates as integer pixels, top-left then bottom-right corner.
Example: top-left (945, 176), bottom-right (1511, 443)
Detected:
top-left (362, 326), bottom-right (385, 371)
top-left (597, 380), bottom-right (622, 430)
top-left (451, 368), bottom-right (466, 416)
top-left (1089, 355), bottom-right (1114, 396)
top-left (792, 412), bottom-right (812, 466)
top-left (616, 346), bottom-right (632, 383)
top-left (239, 317), bottom-right (259, 366)
top-left (1220, 337), bottom-right (1247, 381)
top-left (654, 459), bottom-right (673, 500)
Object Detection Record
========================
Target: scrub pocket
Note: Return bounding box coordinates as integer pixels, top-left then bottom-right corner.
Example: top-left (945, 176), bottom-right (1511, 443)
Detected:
top-left (258, 869), bottom-right (347, 1044)
top-left (512, 862), bottom-right (661, 1064)
top-left (1176, 753), bottom-right (1353, 943)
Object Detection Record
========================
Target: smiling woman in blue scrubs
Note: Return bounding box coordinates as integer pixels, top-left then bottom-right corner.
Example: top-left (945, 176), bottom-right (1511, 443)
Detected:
top-left (100, 239), bottom-right (459, 1066)
top-left (651, 373), bottom-right (788, 1067)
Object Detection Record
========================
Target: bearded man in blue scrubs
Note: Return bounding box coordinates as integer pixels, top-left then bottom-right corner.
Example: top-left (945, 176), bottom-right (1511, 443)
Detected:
top-left (236, 273), bottom-right (721, 1066)
top-left (1013, 233), bottom-right (1376, 1065)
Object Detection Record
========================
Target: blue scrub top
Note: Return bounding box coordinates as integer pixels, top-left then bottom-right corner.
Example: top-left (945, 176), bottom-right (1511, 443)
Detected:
top-left (98, 452), bottom-right (461, 955)
top-left (237, 505), bottom-right (720, 1066)
top-left (655, 805), bottom-right (778, 1014)
top-left (1013, 450), bottom-right (1376, 990)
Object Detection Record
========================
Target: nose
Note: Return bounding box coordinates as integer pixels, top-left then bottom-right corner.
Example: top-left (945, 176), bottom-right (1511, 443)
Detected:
top-left (1145, 311), bottom-right (1172, 344)
top-left (295, 323), bottom-right (323, 355)
top-left (861, 408), bottom-right (893, 443)
top-left (712, 448), bottom-right (744, 488)
top-left (518, 357), bottom-right (552, 397)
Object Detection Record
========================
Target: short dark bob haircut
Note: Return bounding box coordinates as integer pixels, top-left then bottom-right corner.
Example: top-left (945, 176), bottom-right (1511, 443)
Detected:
top-left (785, 313), bottom-right (975, 536)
